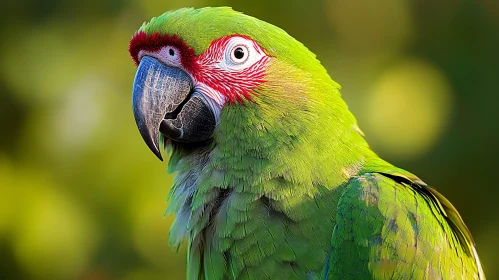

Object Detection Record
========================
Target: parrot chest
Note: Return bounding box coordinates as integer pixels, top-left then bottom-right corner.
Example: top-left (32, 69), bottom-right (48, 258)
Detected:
top-left (182, 178), bottom-right (343, 279)
top-left (167, 145), bottom-right (349, 279)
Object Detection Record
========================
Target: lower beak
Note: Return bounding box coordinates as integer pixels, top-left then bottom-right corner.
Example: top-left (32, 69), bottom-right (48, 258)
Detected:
top-left (132, 56), bottom-right (216, 161)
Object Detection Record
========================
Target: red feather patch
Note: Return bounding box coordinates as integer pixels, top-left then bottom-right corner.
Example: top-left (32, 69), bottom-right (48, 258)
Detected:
top-left (128, 31), bottom-right (198, 73)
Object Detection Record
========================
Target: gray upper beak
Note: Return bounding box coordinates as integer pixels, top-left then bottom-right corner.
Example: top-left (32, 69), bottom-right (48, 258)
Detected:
top-left (132, 56), bottom-right (216, 161)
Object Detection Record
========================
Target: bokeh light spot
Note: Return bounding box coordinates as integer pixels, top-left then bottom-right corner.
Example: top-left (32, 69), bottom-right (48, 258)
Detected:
top-left (12, 176), bottom-right (98, 280)
top-left (364, 59), bottom-right (452, 159)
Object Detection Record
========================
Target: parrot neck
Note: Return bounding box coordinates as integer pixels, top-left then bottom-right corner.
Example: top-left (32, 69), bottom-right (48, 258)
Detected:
top-left (215, 97), bottom-right (377, 189)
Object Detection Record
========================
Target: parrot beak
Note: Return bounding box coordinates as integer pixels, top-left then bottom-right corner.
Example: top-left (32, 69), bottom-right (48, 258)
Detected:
top-left (132, 56), bottom-right (216, 161)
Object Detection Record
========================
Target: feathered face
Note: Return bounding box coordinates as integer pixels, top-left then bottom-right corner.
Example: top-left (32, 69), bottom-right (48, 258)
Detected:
top-left (129, 7), bottom-right (334, 160)
top-left (129, 24), bottom-right (274, 160)
top-left (130, 32), bottom-right (271, 105)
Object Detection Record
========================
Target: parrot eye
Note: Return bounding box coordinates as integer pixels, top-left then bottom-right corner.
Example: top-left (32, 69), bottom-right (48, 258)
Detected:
top-left (230, 45), bottom-right (249, 64)
top-left (220, 36), bottom-right (266, 71)
top-left (164, 46), bottom-right (179, 60)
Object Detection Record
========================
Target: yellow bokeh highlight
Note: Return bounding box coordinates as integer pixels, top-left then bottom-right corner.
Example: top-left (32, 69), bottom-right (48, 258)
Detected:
top-left (364, 59), bottom-right (452, 159)
top-left (0, 164), bottom-right (99, 280)
top-left (0, 157), bottom-right (17, 236)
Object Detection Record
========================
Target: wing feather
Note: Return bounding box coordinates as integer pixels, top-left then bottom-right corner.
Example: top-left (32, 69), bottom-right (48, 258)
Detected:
top-left (325, 173), bottom-right (483, 279)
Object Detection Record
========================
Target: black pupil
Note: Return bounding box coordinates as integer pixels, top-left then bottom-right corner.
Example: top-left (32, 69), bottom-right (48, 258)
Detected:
top-left (234, 47), bottom-right (245, 60)
top-left (169, 49), bottom-right (175, 56)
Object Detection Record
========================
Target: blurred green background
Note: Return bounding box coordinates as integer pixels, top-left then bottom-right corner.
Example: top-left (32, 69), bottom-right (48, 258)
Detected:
top-left (1, 0), bottom-right (498, 279)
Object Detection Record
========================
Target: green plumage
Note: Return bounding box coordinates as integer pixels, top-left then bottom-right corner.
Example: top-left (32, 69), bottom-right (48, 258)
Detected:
top-left (136, 7), bottom-right (484, 279)
top-left (326, 173), bottom-right (480, 279)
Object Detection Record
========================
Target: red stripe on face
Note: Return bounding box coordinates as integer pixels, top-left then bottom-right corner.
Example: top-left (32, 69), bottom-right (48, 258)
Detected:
top-left (196, 56), bottom-right (270, 103)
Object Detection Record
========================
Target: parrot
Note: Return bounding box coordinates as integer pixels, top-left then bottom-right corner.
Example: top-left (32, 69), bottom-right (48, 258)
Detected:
top-left (128, 7), bottom-right (485, 280)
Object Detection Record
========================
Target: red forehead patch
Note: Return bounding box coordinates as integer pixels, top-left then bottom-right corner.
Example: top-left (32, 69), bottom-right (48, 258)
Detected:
top-left (128, 31), bottom-right (197, 73)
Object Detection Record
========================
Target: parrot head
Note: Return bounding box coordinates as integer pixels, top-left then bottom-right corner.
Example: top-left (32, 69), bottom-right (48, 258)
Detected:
top-left (129, 7), bottom-right (361, 165)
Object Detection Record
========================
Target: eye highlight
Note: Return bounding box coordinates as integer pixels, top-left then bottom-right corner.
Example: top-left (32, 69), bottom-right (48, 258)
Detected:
top-left (230, 45), bottom-right (249, 64)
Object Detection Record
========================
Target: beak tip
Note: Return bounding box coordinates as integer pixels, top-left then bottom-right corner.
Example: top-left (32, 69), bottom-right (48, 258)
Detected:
top-left (137, 125), bottom-right (164, 162)
top-left (147, 134), bottom-right (164, 162)
top-left (154, 150), bottom-right (164, 162)
top-left (146, 141), bottom-right (163, 161)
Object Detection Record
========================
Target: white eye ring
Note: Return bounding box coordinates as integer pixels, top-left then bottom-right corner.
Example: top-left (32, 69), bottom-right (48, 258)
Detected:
top-left (229, 45), bottom-right (249, 64)
top-left (218, 37), bottom-right (264, 71)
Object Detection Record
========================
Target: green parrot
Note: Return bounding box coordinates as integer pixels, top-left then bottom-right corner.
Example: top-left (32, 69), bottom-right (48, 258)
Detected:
top-left (129, 7), bottom-right (485, 280)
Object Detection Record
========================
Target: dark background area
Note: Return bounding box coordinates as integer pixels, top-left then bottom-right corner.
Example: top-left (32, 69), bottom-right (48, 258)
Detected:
top-left (1, 0), bottom-right (498, 279)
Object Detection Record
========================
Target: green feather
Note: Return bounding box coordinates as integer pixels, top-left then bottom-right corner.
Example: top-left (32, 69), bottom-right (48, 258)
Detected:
top-left (325, 173), bottom-right (482, 279)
